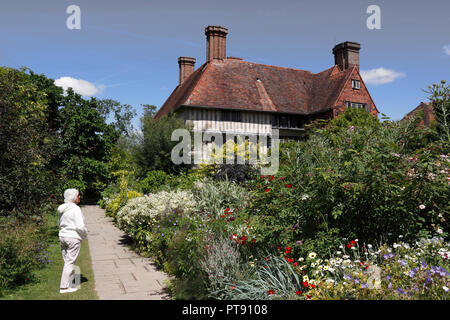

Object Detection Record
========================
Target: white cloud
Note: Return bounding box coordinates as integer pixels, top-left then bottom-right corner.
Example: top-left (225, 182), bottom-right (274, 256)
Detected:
top-left (360, 67), bottom-right (405, 85)
top-left (54, 77), bottom-right (104, 96)
top-left (444, 44), bottom-right (450, 56)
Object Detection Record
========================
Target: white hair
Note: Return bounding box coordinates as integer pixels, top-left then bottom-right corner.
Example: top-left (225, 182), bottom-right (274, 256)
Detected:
top-left (64, 188), bottom-right (79, 203)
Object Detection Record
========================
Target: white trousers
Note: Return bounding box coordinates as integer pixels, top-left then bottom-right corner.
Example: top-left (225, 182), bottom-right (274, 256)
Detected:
top-left (59, 237), bottom-right (81, 289)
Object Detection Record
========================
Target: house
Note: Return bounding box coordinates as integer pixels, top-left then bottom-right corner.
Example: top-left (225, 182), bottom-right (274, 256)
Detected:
top-left (155, 25), bottom-right (378, 155)
top-left (402, 102), bottom-right (436, 127)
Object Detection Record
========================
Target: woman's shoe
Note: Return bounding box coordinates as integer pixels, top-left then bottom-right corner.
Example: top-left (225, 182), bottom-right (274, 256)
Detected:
top-left (60, 287), bottom-right (79, 294)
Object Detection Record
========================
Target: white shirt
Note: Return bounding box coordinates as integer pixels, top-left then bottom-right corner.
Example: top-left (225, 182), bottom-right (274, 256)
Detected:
top-left (58, 202), bottom-right (88, 241)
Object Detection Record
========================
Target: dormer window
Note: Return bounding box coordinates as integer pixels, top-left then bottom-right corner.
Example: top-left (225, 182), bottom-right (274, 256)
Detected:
top-left (352, 79), bottom-right (361, 89)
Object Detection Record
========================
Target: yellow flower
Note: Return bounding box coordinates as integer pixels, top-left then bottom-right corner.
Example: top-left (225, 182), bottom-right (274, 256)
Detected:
top-left (303, 275), bottom-right (309, 282)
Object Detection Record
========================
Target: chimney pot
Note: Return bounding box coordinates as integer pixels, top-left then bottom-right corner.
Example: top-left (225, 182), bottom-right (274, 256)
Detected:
top-left (205, 25), bottom-right (228, 62)
top-left (178, 56), bottom-right (196, 85)
top-left (332, 41), bottom-right (361, 71)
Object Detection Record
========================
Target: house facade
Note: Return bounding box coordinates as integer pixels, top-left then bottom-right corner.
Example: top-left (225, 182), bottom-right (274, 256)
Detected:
top-left (155, 26), bottom-right (378, 157)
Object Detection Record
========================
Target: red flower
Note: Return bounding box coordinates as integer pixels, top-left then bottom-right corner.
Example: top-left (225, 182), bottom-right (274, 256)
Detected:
top-left (285, 247), bottom-right (292, 254)
top-left (293, 262), bottom-right (298, 267)
top-left (231, 286), bottom-right (236, 290)
top-left (310, 284), bottom-right (315, 289)
top-left (350, 240), bottom-right (356, 246)
top-left (280, 177), bottom-right (286, 180)
top-left (276, 246), bottom-right (281, 250)
top-left (306, 295), bottom-right (311, 299)
top-left (296, 290), bottom-right (302, 295)
top-left (346, 244), bottom-right (352, 248)
top-left (260, 175), bottom-right (265, 179)
top-left (303, 281), bottom-right (309, 287)
top-left (225, 208), bottom-right (230, 212)
top-left (265, 188), bottom-right (270, 193)
top-left (267, 289), bottom-right (275, 295)
top-left (285, 184), bottom-right (293, 188)
top-left (251, 238), bottom-right (256, 243)
top-left (221, 215), bottom-right (226, 218)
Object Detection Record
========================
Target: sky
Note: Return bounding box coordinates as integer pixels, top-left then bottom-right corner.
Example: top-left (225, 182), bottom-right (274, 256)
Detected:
top-left (0, 0), bottom-right (449, 129)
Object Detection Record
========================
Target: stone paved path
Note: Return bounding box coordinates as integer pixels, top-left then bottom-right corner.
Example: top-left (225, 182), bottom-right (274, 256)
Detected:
top-left (83, 205), bottom-right (170, 300)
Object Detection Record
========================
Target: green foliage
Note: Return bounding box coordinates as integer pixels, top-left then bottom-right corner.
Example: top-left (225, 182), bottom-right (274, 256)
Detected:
top-left (425, 80), bottom-right (450, 149)
top-left (0, 214), bottom-right (53, 297)
top-left (246, 108), bottom-right (449, 254)
top-left (210, 164), bottom-right (258, 183)
top-left (138, 170), bottom-right (171, 194)
top-left (133, 106), bottom-right (189, 176)
top-left (58, 90), bottom-right (119, 198)
top-left (0, 67), bottom-right (61, 217)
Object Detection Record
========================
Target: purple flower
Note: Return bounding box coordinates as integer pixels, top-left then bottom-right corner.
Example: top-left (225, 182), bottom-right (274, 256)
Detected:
top-left (361, 282), bottom-right (367, 289)
top-left (400, 260), bottom-right (406, 266)
top-left (396, 288), bottom-right (406, 295)
top-left (354, 278), bottom-right (360, 284)
top-left (383, 253), bottom-right (395, 260)
top-left (386, 275), bottom-right (391, 281)
top-left (420, 261), bottom-right (428, 269)
top-left (345, 274), bottom-right (353, 280)
top-left (408, 267), bottom-right (419, 278)
top-left (296, 240), bottom-right (303, 246)
top-left (388, 282), bottom-right (392, 289)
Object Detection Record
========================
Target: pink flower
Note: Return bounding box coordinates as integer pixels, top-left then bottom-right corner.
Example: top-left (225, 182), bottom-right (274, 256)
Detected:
top-left (419, 204), bottom-right (426, 210)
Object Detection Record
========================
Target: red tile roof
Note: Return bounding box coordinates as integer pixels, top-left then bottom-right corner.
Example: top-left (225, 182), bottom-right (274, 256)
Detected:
top-left (403, 102), bottom-right (436, 127)
top-left (154, 58), bottom-right (357, 119)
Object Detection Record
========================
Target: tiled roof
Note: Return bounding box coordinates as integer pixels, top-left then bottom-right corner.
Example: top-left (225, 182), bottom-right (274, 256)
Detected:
top-left (155, 58), bottom-right (356, 119)
top-left (403, 102), bottom-right (436, 127)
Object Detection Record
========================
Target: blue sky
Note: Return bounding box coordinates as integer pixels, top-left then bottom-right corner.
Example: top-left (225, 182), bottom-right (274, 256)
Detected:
top-left (0, 0), bottom-right (449, 129)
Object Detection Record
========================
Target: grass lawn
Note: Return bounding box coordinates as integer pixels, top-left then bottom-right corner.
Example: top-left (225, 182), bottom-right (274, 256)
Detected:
top-left (1, 212), bottom-right (98, 300)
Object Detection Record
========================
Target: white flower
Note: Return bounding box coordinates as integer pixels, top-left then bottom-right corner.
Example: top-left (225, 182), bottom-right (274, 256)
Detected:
top-left (367, 244), bottom-right (373, 249)
top-left (419, 204), bottom-right (426, 210)
top-left (308, 252), bottom-right (317, 259)
top-left (437, 228), bottom-right (443, 234)
top-left (336, 251), bottom-right (342, 255)
top-left (443, 286), bottom-right (449, 292)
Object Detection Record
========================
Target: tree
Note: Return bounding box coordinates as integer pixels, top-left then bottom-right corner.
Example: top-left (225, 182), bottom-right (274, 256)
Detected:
top-left (0, 67), bottom-right (60, 217)
top-left (57, 89), bottom-right (120, 197)
top-left (97, 99), bottom-right (137, 136)
top-left (425, 80), bottom-right (450, 149)
top-left (133, 105), bottom-right (189, 176)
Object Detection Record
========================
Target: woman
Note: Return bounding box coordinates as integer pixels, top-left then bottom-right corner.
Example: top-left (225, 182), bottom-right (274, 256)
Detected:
top-left (57, 189), bottom-right (88, 293)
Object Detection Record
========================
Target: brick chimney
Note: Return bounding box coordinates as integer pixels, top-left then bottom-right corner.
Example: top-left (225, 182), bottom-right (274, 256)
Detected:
top-left (205, 26), bottom-right (228, 62)
top-left (178, 56), bottom-right (196, 85)
top-left (332, 41), bottom-right (360, 71)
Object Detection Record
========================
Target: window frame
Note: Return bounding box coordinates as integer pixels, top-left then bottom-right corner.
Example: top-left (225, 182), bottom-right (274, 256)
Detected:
top-left (352, 79), bottom-right (361, 90)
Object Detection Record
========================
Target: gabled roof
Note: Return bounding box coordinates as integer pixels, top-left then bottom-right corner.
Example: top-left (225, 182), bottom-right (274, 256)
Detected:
top-left (154, 58), bottom-right (357, 119)
top-left (403, 102), bottom-right (436, 127)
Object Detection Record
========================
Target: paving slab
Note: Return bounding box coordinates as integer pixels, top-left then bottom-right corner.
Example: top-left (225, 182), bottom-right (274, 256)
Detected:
top-left (82, 205), bottom-right (171, 300)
